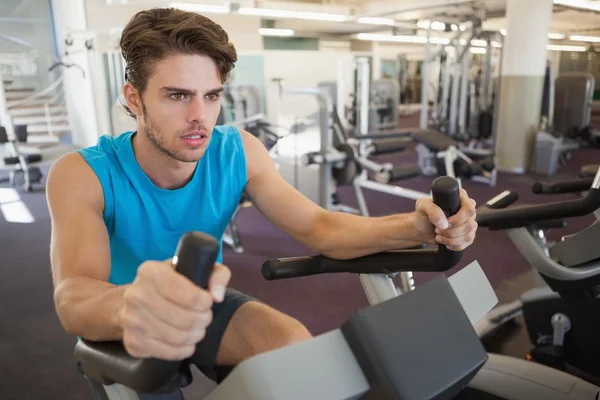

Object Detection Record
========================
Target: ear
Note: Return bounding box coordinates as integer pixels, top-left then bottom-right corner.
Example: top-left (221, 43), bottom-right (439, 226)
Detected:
top-left (123, 82), bottom-right (143, 117)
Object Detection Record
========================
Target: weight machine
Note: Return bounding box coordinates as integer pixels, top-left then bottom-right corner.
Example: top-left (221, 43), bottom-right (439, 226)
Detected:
top-left (416, 18), bottom-right (502, 187)
top-left (345, 57), bottom-right (400, 134)
top-left (219, 84), bottom-right (278, 254)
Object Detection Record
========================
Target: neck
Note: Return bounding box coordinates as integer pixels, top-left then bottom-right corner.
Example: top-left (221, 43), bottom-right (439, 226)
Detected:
top-left (131, 131), bottom-right (197, 190)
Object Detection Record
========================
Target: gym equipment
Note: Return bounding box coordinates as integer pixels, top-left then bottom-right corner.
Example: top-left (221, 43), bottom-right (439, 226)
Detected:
top-left (73, 177), bottom-right (600, 399)
top-left (0, 124), bottom-right (43, 192)
top-left (580, 165), bottom-right (599, 178)
top-left (269, 86), bottom-right (360, 214)
top-left (554, 72), bottom-right (596, 141)
top-left (477, 166), bottom-right (600, 379)
top-left (218, 84), bottom-right (276, 254)
top-left (346, 58), bottom-right (401, 134)
top-left (370, 79), bottom-right (399, 131)
top-left (530, 132), bottom-right (580, 177)
top-left (414, 129), bottom-right (497, 187)
top-left (531, 72), bottom-right (599, 176)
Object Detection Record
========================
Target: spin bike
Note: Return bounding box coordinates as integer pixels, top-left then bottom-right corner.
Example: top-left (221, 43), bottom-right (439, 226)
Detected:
top-left (477, 166), bottom-right (600, 380)
top-left (72, 177), bottom-right (599, 399)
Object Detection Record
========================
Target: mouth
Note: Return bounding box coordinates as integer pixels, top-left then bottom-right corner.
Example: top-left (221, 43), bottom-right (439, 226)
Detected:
top-left (181, 130), bottom-right (208, 147)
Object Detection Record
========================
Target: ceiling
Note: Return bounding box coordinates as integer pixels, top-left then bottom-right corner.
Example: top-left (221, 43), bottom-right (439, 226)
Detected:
top-left (112, 0), bottom-right (600, 41)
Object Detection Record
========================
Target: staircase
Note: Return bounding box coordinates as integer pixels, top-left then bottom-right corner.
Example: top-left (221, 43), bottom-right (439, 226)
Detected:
top-left (4, 79), bottom-right (71, 148)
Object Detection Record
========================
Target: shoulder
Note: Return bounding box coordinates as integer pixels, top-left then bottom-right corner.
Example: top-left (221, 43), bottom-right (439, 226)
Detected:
top-left (46, 151), bottom-right (105, 214)
top-left (78, 132), bottom-right (131, 160)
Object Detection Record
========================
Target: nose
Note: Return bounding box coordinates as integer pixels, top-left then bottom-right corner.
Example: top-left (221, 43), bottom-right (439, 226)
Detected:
top-left (187, 96), bottom-right (206, 125)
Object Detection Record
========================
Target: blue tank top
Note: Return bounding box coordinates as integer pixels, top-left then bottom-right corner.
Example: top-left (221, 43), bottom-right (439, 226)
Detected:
top-left (77, 126), bottom-right (247, 285)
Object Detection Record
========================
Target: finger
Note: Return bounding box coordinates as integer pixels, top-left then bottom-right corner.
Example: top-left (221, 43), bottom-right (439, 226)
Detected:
top-left (122, 298), bottom-right (212, 347)
top-left (416, 198), bottom-right (450, 230)
top-left (142, 262), bottom-right (213, 312)
top-left (436, 230), bottom-right (476, 248)
top-left (208, 263), bottom-right (232, 303)
top-left (125, 283), bottom-right (213, 331)
top-left (446, 240), bottom-right (475, 251)
top-left (439, 220), bottom-right (478, 239)
top-left (123, 329), bottom-right (198, 361)
top-left (447, 190), bottom-right (477, 227)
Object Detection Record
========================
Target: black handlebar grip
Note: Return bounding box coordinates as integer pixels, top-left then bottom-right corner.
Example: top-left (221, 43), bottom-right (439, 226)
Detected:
top-left (431, 176), bottom-right (463, 261)
top-left (262, 256), bottom-right (323, 281)
top-left (531, 182), bottom-right (545, 194)
top-left (172, 232), bottom-right (219, 289)
top-left (431, 176), bottom-right (461, 218)
top-left (532, 178), bottom-right (594, 195)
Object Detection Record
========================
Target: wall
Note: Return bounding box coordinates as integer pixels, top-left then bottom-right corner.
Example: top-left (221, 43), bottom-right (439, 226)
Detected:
top-left (262, 50), bottom-right (355, 127)
top-left (263, 37), bottom-right (319, 51)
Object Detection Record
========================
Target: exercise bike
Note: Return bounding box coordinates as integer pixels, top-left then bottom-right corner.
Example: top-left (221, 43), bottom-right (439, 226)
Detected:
top-left (477, 166), bottom-right (600, 381)
top-left (0, 125), bottom-right (44, 192)
top-left (73, 176), bottom-right (600, 399)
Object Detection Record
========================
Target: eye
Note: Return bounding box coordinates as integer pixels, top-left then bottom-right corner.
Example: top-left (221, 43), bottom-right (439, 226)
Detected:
top-left (170, 93), bottom-right (186, 101)
top-left (206, 93), bottom-right (220, 101)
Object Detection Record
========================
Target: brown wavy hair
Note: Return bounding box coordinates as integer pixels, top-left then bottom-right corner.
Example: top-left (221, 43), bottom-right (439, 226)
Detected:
top-left (119, 7), bottom-right (237, 117)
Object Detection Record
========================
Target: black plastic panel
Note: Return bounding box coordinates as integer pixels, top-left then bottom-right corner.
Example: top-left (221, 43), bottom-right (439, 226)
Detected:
top-left (341, 276), bottom-right (487, 400)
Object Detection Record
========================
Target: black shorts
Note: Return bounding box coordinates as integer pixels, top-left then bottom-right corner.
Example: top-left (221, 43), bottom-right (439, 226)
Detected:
top-left (135, 288), bottom-right (257, 399)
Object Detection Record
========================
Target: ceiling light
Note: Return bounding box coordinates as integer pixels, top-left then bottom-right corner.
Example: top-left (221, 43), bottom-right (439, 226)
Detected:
top-left (237, 8), bottom-right (296, 18)
top-left (429, 37), bottom-right (450, 45)
top-left (451, 24), bottom-right (458, 32)
top-left (470, 47), bottom-right (487, 54)
top-left (548, 33), bottom-right (566, 40)
top-left (169, 3), bottom-right (229, 14)
top-left (471, 39), bottom-right (487, 47)
top-left (500, 30), bottom-right (566, 40)
top-left (356, 33), bottom-right (427, 44)
top-left (430, 21), bottom-right (446, 31)
top-left (297, 12), bottom-right (346, 22)
top-left (357, 17), bottom-right (395, 26)
top-left (259, 28), bottom-right (294, 37)
top-left (569, 35), bottom-right (600, 43)
top-left (547, 44), bottom-right (587, 51)
top-left (553, 0), bottom-right (600, 12)
top-left (417, 20), bottom-right (430, 29)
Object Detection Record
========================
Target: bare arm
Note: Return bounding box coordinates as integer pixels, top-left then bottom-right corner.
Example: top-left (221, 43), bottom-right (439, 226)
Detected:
top-left (241, 131), bottom-right (426, 260)
top-left (48, 153), bottom-right (126, 341)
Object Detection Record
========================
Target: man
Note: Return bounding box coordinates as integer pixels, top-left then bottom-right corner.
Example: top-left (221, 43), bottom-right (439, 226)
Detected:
top-left (47, 7), bottom-right (477, 398)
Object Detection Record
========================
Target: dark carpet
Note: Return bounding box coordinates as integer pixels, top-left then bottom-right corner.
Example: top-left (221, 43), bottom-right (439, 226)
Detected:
top-left (0, 125), bottom-right (598, 399)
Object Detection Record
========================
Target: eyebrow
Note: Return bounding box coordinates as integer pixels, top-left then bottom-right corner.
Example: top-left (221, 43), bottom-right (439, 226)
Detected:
top-left (161, 86), bottom-right (224, 96)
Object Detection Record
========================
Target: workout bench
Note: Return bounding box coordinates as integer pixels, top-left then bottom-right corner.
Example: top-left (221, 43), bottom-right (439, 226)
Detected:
top-left (413, 129), bottom-right (497, 187)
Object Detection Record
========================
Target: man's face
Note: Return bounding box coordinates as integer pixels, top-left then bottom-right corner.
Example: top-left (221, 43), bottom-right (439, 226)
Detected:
top-left (136, 53), bottom-right (223, 162)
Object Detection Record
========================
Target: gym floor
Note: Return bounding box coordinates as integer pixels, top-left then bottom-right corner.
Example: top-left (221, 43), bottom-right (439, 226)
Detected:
top-left (1, 117), bottom-right (598, 399)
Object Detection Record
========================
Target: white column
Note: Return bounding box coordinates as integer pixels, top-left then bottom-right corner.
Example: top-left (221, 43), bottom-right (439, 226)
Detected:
top-left (51, 0), bottom-right (111, 148)
top-left (494, 0), bottom-right (554, 173)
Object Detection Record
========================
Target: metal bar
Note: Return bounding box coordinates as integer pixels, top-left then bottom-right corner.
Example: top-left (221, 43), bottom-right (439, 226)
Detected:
top-left (358, 178), bottom-right (430, 201)
top-left (420, 27), bottom-right (431, 130)
top-left (440, 51), bottom-right (453, 122)
top-left (458, 48), bottom-right (471, 135)
top-left (358, 273), bottom-right (401, 305)
top-left (356, 156), bottom-right (385, 173)
top-left (448, 49), bottom-right (461, 136)
top-left (356, 57), bottom-right (370, 135)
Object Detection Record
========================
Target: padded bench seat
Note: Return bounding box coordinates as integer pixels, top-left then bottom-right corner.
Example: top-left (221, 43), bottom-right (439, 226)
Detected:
top-left (411, 130), bottom-right (458, 152)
